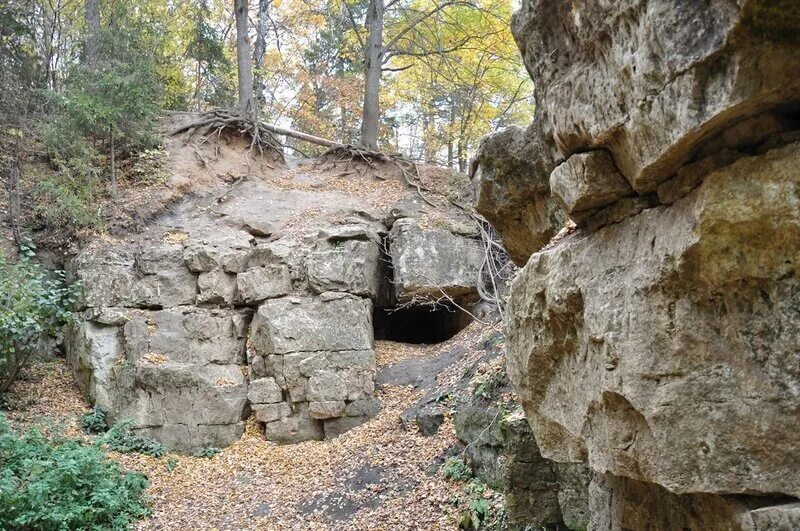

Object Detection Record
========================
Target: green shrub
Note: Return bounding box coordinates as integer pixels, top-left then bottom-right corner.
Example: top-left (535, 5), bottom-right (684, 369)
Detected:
top-left (471, 367), bottom-right (505, 400)
top-left (34, 118), bottom-right (104, 232)
top-left (442, 456), bottom-right (472, 482)
top-left (463, 478), bottom-right (486, 496)
top-left (32, 168), bottom-right (104, 231)
top-left (458, 498), bottom-right (491, 530)
top-left (456, 479), bottom-right (507, 530)
top-left (194, 446), bottom-right (220, 459)
top-left (0, 241), bottom-right (80, 393)
top-left (103, 422), bottom-right (165, 458)
top-left (80, 407), bottom-right (109, 435)
top-left (0, 414), bottom-right (150, 530)
top-left (36, 3), bottom-right (163, 225)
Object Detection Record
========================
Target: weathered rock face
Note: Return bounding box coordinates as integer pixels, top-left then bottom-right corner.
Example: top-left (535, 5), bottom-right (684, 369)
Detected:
top-left (67, 231), bottom-right (382, 450)
top-left (471, 126), bottom-right (565, 265)
top-left (388, 218), bottom-right (483, 302)
top-left (549, 151), bottom-right (633, 215)
top-left (307, 234), bottom-right (382, 299)
top-left (475, 1), bottom-right (800, 265)
top-left (508, 143), bottom-right (800, 498)
top-left (248, 294), bottom-right (376, 442)
top-left (407, 329), bottom-right (592, 530)
top-left (67, 307), bottom-right (249, 451)
top-left (472, 1), bottom-right (800, 527)
top-left (589, 474), bottom-right (800, 531)
top-left (512, 0), bottom-right (800, 192)
top-left (71, 245), bottom-right (198, 309)
top-left (455, 405), bottom-right (591, 530)
top-left (66, 169), bottom-right (484, 451)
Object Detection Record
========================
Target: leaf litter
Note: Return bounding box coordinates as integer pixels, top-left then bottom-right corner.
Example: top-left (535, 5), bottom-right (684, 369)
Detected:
top-left (3, 325), bottom-right (501, 530)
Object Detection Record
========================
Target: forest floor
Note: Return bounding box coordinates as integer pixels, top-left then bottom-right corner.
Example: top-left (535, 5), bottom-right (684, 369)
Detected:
top-left (3, 325), bottom-right (499, 530)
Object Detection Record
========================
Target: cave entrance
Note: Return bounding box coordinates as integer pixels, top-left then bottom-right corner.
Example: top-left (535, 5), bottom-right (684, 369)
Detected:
top-left (373, 304), bottom-right (473, 344)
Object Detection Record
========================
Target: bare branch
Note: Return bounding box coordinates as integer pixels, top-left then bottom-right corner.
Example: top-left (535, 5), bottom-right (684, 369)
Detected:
top-left (342, 0), bottom-right (366, 53)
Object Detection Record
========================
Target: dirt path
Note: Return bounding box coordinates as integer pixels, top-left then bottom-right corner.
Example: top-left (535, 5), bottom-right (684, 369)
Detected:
top-left (4, 336), bottom-right (484, 530)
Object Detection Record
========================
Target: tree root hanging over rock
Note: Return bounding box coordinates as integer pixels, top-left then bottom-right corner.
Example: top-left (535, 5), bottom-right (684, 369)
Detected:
top-left (171, 109), bottom-right (439, 207)
top-left (317, 144), bottom-right (439, 207)
top-left (170, 109), bottom-right (285, 164)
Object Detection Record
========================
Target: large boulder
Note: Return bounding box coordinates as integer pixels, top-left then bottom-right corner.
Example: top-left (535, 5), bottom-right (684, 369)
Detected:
top-left (512, 0), bottom-right (800, 192)
top-left (70, 248), bottom-right (138, 308)
top-left (549, 151), bottom-right (633, 216)
top-left (307, 238), bottom-right (382, 298)
top-left (472, 126), bottom-right (565, 265)
top-left (507, 143), bottom-right (800, 498)
top-left (183, 235), bottom-right (251, 273)
top-left (236, 264), bottom-right (291, 304)
top-left (388, 218), bottom-right (484, 301)
top-left (249, 294), bottom-right (377, 442)
top-left (196, 270), bottom-right (238, 305)
top-left (66, 307), bottom-right (249, 452)
top-left (131, 245), bottom-right (198, 307)
top-left (121, 307), bottom-right (248, 366)
top-left (250, 294), bottom-right (372, 355)
top-left (66, 319), bottom-right (124, 410)
top-left (71, 244), bottom-right (198, 309)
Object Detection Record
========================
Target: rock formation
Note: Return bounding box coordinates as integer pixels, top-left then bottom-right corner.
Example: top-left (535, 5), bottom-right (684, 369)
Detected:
top-left (66, 149), bottom-right (485, 452)
top-left (453, 370), bottom-right (592, 529)
top-left (474, 0), bottom-right (800, 527)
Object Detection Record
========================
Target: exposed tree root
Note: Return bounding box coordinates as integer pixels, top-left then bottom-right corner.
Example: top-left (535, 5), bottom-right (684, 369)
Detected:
top-left (170, 111), bottom-right (436, 206)
top-left (170, 109), bottom-right (284, 166)
top-left (316, 144), bottom-right (440, 207)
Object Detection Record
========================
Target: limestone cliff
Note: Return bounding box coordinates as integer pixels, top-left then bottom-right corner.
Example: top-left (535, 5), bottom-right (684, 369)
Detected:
top-left (474, 1), bottom-right (800, 528)
top-left (65, 132), bottom-right (486, 453)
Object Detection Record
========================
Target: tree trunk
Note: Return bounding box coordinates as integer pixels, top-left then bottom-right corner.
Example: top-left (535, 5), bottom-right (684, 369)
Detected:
top-left (84, 0), bottom-right (100, 66)
top-left (109, 126), bottom-right (117, 196)
top-left (260, 121), bottom-right (340, 148)
top-left (447, 98), bottom-right (456, 168)
top-left (195, 61), bottom-right (202, 112)
top-left (340, 105), bottom-right (348, 144)
top-left (0, 344), bottom-right (29, 393)
top-left (360, 0), bottom-right (384, 150)
top-left (234, 0), bottom-right (254, 119)
top-left (253, 0), bottom-right (269, 118)
top-left (422, 106), bottom-right (435, 163)
top-left (9, 158), bottom-right (21, 244)
top-left (458, 139), bottom-right (466, 173)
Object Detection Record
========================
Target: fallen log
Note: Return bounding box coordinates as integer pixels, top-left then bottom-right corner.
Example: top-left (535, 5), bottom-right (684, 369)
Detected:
top-left (259, 122), bottom-right (340, 149)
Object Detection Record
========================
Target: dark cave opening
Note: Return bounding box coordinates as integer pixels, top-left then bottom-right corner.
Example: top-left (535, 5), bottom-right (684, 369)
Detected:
top-left (373, 304), bottom-right (473, 344)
